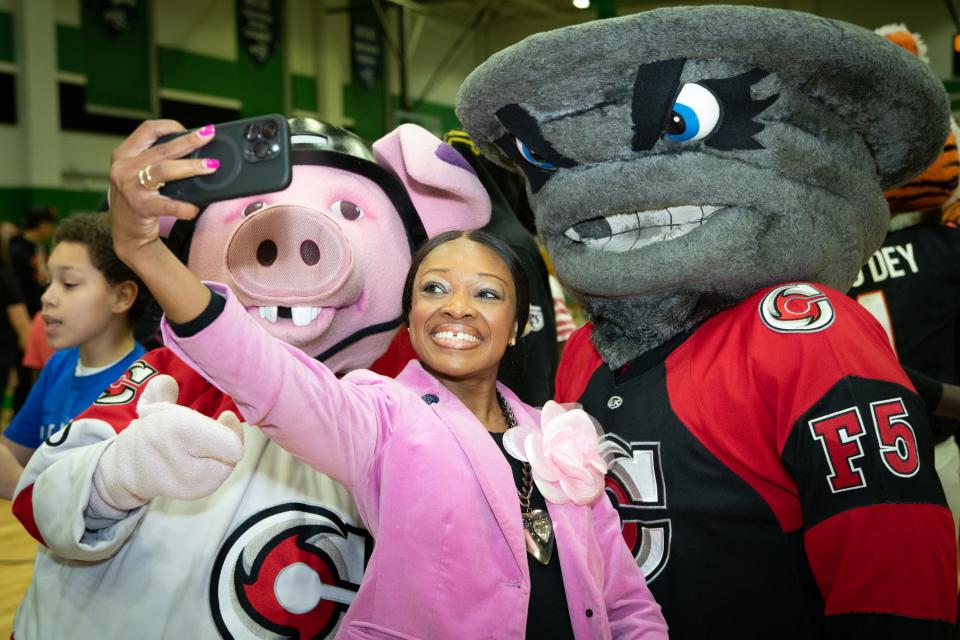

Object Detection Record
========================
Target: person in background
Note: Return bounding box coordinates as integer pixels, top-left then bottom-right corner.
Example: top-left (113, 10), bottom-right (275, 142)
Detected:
top-left (847, 25), bottom-right (960, 544)
top-left (0, 213), bottom-right (145, 497)
top-left (21, 310), bottom-right (55, 372)
top-left (0, 220), bottom-right (21, 268)
top-left (0, 268), bottom-right (30, 429)
top-left (9, 207), bottom-right (56, 321)
top-left (8, 206), bottom-right (56, 411)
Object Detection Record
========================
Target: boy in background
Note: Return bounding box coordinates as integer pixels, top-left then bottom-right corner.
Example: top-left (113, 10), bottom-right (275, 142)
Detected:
top-left (0, 213), bottom-right (146, 497)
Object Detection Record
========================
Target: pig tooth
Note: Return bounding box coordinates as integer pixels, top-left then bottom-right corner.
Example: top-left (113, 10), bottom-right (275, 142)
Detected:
top-left (291, 307), bottom-right (313, 327)
top-left (310, 307), bottom-right (321, 320)
top-left (259, 306), bottom-right (278, 323)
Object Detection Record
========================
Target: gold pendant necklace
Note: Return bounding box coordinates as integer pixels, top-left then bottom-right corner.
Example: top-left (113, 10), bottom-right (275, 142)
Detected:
top-left (497, 391), bottom-right (555, 565)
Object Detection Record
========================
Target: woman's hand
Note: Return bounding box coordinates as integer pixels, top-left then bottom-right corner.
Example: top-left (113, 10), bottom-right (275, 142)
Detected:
top-left (107, 119), bottom-right (218, 325)
top-left (107, 119), bottom-right (218, 265)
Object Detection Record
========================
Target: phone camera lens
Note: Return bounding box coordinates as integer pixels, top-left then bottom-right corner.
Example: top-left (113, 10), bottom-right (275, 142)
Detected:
top-left (261, 121), bottom-right (279, 139)
top-left (243, 123), bottom-right (261, 142)
top-left (253, 140), bottom-right (271, 159)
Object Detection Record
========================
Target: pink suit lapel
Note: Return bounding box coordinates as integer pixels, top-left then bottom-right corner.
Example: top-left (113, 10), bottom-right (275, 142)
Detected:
top-left (399, 362), bottom-right (529, 577)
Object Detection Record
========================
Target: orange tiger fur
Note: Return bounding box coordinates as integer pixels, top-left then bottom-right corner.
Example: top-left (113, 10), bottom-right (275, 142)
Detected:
top-left (884, 129), bottom-right (959, 214)
top-left (877, 25), bottom-right (959, 217)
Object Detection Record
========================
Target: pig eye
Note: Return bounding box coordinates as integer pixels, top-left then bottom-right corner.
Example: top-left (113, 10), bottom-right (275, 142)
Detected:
top-left (331, 200), bottom-right (363, 221)
top-left (243, 201), bottom-right (267, 217)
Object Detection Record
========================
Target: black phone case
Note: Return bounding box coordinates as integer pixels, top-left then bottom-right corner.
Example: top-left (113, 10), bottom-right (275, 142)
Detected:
top-left (156, 114), bottom-right (292, 206)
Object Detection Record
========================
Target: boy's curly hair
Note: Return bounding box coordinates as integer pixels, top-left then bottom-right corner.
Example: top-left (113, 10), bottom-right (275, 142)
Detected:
top-left (53, 212), bottom-right (148, 324)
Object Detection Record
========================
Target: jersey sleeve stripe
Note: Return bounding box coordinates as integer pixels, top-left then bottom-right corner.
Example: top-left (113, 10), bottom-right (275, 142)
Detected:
top-left (12, 482), bottom-right (45, 545)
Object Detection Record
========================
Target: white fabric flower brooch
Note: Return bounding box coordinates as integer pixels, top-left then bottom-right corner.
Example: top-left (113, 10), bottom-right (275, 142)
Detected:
top-left (503, 401), bottom-right (608, 505)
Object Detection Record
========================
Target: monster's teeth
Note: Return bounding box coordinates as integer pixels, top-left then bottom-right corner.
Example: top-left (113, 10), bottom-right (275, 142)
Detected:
top-left (259, 306), bottom-right (278, 323)
top-left (701, 205), bottom-right (722, 220)
top-left (310, 307), bottom-right (320, 320)
top-left (291, 307), bottom-right (314, 327)
top-left (567, 205), bottom-right (726, 250)
top-left (666, 205), bottom-right (705, 225)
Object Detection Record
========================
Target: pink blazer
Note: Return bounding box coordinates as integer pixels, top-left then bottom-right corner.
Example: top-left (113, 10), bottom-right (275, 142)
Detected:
top-left (163, 285), bottom-right (668, 639)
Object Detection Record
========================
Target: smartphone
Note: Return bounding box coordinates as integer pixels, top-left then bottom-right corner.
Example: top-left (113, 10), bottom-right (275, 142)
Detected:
top-left (155, 114), bottom-right (292, 206)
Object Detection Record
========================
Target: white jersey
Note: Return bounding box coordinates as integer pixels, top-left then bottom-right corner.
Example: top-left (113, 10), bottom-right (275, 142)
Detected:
top-left (12, 349), bottom-right (369, 639)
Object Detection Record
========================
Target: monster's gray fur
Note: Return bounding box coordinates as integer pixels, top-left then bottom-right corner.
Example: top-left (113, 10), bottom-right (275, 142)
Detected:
top-left (456, 5), bottom-right (949, 367)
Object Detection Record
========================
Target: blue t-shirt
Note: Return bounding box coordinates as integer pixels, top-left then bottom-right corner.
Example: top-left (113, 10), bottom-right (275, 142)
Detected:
top-left (4, 343), bottom-right (145, 449)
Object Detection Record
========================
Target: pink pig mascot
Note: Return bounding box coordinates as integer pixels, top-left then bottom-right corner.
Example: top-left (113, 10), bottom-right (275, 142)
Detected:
top-left (10, 119), bottom-right (490, 639)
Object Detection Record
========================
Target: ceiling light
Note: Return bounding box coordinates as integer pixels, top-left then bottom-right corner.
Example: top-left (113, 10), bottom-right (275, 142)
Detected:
top-left (573, 0), bottom-right (590, 8)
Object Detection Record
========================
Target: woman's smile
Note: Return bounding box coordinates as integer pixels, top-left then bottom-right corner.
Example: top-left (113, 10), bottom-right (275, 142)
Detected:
top-left (430, 324), bottom-right (483, 348)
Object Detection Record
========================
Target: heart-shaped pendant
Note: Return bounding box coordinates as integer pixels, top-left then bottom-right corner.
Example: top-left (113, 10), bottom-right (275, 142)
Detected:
top-left (522, 509), bottom-right (555, 565)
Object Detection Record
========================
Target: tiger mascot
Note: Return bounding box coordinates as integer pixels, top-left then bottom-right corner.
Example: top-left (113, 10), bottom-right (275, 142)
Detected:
top-left (877, 24), bottom-right (960, 218)
top-left (848, 23), bottom-right (960, 540)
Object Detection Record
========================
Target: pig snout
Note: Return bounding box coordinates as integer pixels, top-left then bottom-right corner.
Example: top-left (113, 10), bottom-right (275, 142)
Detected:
top-left (226, 205), bottom-right (354, 300)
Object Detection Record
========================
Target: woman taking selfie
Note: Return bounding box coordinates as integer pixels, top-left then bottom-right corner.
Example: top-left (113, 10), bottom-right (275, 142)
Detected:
top-left (106, 119), bottom-right (668, 639)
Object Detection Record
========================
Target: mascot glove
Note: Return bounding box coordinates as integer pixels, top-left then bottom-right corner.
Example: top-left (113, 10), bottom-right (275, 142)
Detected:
top-left (90, 374), bottom-right (244, 517)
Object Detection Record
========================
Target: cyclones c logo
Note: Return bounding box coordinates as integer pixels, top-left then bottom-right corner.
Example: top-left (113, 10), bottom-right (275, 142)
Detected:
top-left (759, 283), bottom-right (835, 333)
top-left (211, 503), bottom-right (371, 639)
top-left (95, 361), bottom-right (158, 406)
top-left (601, 434), bottom-right (672, 582)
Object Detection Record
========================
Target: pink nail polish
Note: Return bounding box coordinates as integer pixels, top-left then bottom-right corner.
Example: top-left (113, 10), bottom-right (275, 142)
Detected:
top-left (197, 124), bottom-right (215, 137)
top-left (204, 158), bottom-right (220, 169)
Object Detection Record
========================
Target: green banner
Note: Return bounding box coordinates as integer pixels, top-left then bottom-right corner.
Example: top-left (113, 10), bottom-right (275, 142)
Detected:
top-left (237, 0), bottom-right (285, 118)
top-left (0, 11), bottom-right (13, 63)
top-left (595, 0), bottom-right (617, 19)
top-left (82, 0), bottom-right (155, 118)
top-left (347, 0), bottom-right (386, 141)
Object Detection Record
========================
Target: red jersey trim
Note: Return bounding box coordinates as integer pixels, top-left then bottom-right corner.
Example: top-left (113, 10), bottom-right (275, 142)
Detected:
top-left (554, 324), bottom-right (602, 403)
top-left (806, 502), bottom-right (957, 622)
top-left (12, 483), bottom-right (44, 545)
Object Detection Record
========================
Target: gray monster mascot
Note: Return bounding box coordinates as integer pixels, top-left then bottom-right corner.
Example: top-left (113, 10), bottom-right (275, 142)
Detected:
top-left (457, 5), bottom-right (957, 639)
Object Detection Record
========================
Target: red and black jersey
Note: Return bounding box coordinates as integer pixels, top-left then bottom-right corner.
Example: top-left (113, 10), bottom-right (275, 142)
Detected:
top-left (848, 222), bottom-right (960, 441)
top-left (76, 347), bottom-right (239, 429)
top-left (557, 283), bottom-right (957, 639)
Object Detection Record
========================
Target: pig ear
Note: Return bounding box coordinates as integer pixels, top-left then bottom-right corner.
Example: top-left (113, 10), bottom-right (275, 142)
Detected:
top-left (373, 124), bottom-right (491, 237)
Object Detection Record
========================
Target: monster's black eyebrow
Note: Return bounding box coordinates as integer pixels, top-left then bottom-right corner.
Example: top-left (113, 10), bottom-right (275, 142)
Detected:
top-left (631, 58), bottom-right (687, 151)
top-left (494, 103), bottom-right (575, 167)
top-left (699, 67), bottom-right (779, 151)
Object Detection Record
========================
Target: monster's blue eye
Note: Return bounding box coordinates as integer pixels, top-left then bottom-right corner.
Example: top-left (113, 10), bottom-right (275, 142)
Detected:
top-left (663, 83), bottom-right (721, 142)
top-left (515, 138), bottom-right (557, 171)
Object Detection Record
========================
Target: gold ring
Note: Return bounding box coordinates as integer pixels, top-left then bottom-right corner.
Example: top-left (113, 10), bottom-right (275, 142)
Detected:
top-left (138, 165), bottom-right (165, 191)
